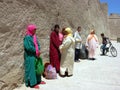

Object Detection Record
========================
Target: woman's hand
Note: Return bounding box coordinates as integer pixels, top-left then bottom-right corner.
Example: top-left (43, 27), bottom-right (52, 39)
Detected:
top-left (36, 51), bottom-right (41, 58)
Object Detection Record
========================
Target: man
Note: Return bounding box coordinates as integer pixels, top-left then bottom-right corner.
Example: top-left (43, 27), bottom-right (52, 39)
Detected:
top-left (101, 33), bottom-right (107, 55)
top-left (49, 24), bottom-right (61, 73)
top-left (74, 26), bottom-right (82, 62)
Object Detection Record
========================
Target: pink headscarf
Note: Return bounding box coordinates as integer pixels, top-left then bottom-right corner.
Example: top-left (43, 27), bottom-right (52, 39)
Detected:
top-left (26, 24), bottom-right (40, 57)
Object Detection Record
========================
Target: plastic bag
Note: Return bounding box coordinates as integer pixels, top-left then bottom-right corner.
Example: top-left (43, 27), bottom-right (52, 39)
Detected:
top-left (35, 57), bottom-right (44, 75)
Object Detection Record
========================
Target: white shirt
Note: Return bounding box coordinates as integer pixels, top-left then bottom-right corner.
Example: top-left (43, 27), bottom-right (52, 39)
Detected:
top-left (74, 31), bottom-right (82, 49)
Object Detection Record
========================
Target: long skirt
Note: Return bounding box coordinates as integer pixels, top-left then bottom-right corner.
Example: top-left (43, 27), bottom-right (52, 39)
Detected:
top-left (24, 56), bottom-right (41, 87)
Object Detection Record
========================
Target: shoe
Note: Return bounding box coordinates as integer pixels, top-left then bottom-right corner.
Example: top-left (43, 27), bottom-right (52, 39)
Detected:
top-left (75, 60), bottom-right (80, 62)
top-left (40, 81), bottom-right (46, 84)
top-left (88, 58), bottom-right (93, 60)
top-left (60, 74), bottom-right (66, 77)
top-left (67, 74), bottom-right (73, 77)
top-left (33, 84), bottom-right (39, 89)
top-left (100, 54), bottom-right (105, 56)
top-left (92, 58), bottom-right (96, 60)
top-left (57, 71), bottom-right (60, 73)
top-left (59, 73), bottom-right (66, 77)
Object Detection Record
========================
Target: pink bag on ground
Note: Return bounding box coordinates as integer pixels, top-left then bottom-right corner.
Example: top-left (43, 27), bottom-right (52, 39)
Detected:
top-left (44, 64), bottom-right (57, 79)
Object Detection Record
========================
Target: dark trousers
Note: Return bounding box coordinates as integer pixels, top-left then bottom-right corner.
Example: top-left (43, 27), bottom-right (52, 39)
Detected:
top-left (102, 44), bottom-right (106, 55)
top-left (75, 48), bottom-right (80, 61)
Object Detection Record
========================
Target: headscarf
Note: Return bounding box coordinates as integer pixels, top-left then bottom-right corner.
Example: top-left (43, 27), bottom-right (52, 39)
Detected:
top-left (64, 27), bottom-right (73, 37)
top-left (88, 29), bottom-right (97, 42)
top-left (26, 24), bottom-right (36, 36)
top-left (26, 24), bottom-right (40, 57)
top-left (90, 29), bottom-right (95, 34)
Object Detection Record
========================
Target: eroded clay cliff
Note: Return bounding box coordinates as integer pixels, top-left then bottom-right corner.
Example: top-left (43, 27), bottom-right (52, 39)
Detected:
top-left (0, 0), bottom-right (109, 89)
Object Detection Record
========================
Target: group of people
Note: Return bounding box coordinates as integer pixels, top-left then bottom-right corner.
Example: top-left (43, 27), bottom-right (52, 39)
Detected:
top-left (49, 24), bottom-right (75, 77)
top-left (23, 24), bottom-right (107, 89)
top-left (74, 26), bottom-right (99, 61)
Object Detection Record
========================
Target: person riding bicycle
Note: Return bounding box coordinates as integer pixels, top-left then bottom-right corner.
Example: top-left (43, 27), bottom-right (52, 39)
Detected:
top-left (100, 33), bottom-right (108, 55)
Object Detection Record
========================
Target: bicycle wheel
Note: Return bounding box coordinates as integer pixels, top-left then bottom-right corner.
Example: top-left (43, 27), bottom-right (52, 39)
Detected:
top-left (110, 46), bottom-right (117, 57)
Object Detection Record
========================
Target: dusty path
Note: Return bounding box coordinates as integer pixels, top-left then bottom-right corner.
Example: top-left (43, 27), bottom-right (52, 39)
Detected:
top-left (14, 41), bottom-right (120, 90)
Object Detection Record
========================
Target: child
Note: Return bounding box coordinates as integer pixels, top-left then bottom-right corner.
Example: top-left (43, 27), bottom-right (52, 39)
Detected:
top-left (43, 63), bottom-right (57, 79)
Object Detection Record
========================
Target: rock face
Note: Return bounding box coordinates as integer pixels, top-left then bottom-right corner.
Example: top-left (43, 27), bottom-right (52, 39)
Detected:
top-left (0, 0), bottom-right (109, 89)
top-left (109, 14), bottom-right (120, 40)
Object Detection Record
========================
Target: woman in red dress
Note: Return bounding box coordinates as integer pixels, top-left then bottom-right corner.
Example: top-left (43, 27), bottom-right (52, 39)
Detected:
top-left (49, 24), bottom-right (61, 73)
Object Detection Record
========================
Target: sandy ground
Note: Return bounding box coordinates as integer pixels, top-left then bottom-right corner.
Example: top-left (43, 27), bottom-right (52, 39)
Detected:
top-left (14, 41), bottom-right (120, 90)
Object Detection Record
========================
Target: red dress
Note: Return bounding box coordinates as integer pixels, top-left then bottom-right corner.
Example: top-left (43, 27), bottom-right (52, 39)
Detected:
top-left (49, 31), bottom-right (61, 72)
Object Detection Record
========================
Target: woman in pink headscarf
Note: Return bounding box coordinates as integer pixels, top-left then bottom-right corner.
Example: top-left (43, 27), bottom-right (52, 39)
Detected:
top-left (23, 24), bottom-right (45, 89)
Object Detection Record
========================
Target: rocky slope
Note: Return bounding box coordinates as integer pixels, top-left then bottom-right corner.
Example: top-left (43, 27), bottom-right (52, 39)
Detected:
top-left (0, 0), bottom-right (109, 89)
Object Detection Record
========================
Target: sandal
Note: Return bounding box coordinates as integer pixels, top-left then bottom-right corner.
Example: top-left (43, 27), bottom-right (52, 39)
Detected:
top-left (33, 84), bottom-right (39, 89)
top-left (40, 81), bottom-right (46, 84)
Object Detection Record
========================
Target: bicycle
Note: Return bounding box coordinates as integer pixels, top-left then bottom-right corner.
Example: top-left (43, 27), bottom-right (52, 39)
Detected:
top-left (100, 38), bottom-right (117, 57)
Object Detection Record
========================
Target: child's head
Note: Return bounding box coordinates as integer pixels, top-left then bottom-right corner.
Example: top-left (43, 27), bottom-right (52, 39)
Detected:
top-left (101, 33), bottom-right (104, 37)
top-left (44, 63), bottom-right (50, 68)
